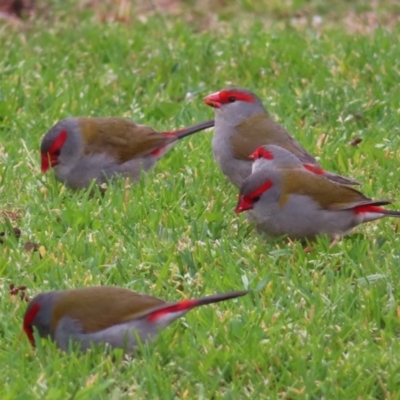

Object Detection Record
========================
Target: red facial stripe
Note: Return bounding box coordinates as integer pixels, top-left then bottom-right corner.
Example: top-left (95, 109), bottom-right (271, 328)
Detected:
top-left (204, 90), bottom-right (255, 108)
top-left (353, 205), bottom-right (385, 215)
top-left (23, 303), bottom-right (41, 346)
top-left (250, 147), bottom-right (274, 160)
top-left (235, 179), bottom-right (273, 213)
top-left (303, 164), bottom-right (325, 175)
top-left (41, 130), bottom-right (68, 172)
top-left (218, 90), bottom-right (255, 104)
top-left (50, 130), bottom-right (68, 153)
top-left (146, 299), bottom-right (198, 322)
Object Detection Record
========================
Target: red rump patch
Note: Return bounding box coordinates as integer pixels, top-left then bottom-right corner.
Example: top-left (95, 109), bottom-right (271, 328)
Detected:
top-left (250, 147), bottom-right (274, 160)
top-left (41, 130), bottom-right (68, 172)
top-left (162, 132), bottom-right (176, 137)
top-left (23, 303), bottom-right (41, 346)
top-left (303, 164), bottom-right (325, 175)
top-left (146, 299), bottom-right (198, 322)
top-left (150, 147), bottom-right (163, 156)
top-left (236, 179), bottom-right (273, 213)
top-left (150, 132), bottom-right (176, 156)
top-left (353, 205), bottom-right (385, 215)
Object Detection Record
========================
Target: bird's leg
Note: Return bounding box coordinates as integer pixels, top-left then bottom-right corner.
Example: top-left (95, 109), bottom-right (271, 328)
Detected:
top-left (328, 234), bottom-right (344, 249)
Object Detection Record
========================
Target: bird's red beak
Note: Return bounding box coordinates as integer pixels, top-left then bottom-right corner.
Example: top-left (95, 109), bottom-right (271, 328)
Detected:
top-left (41, 152), bottom-right (59, 172)
top-left (235, 196), bottom-right (253, 213)
top-left (41, 153), bottom-right (50, 172)
top-left (204, 92), bottom-right (222, 109)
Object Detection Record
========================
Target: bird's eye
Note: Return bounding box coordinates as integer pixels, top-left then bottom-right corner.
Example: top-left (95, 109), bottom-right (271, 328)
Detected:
top-left (53, 149), bottom-right (61, 157)
top-left (228, 96), bottom-right (237, 103)
top-left (252, 196), bottom-right (260, 203)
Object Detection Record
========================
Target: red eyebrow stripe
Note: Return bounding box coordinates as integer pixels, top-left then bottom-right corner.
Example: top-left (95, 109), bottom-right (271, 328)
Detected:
top-left (41, 130), bottom-right (68, 172)
top-left (235, 179), bottom-right (272, 213)
top-left (146, 299), bottom-right (198, 322)
top-left (49, 130), bottom-right (68, 154)
top-left (24, 303), bottom-right (40, 327)
top-left (23, 303), bottom-right (41, 345)
top-left (218, 90), bottom-right (256, 104)
top-left (246, 179), bottom-right (273, 200)
top-left (235, 180), bottom-right (272, 213)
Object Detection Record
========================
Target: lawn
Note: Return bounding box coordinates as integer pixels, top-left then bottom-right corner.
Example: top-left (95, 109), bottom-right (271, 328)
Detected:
top-left (1, 0), bottom-right (400, 398)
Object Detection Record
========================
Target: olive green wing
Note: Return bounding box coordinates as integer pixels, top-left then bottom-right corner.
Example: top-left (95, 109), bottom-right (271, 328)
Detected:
top-left (52, 287), bottom-right (166, 333)
top-left (231, 113), bottom-right (319, 166)
top-left (280, 169), bottom-right (376, 210)
top-left (78, 117), bottom-right (173, 163)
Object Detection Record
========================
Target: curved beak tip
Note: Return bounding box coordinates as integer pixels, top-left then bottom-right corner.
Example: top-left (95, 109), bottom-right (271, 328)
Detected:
top-left (203, 93), bottom-right (221, 109)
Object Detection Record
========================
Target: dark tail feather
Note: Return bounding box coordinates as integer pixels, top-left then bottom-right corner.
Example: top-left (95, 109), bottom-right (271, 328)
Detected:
top-left (173, 119), bottom-right (215, 139)
top-left (324, 171), bottom-right (360, 186)
top-left (379, 209), bottom-right (400, 217)
top-left (145, 290), bottom-right (248, 322)
top-left (354, 202), bottom-right (400, 217)
top-left (370, 200), bottom-right (394, 207)
top-left (195, 290), bottom-right (249, 307)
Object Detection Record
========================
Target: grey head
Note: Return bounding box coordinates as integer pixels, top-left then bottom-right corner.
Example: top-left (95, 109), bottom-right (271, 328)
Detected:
top-left (204, 87), bottom-right (267, 126)
top-left (41, 118), bottom-right (83, 173)
top-left (23, 291), bottom-right (60, 345)
top-left (236, 169), bottom-right (282, 214)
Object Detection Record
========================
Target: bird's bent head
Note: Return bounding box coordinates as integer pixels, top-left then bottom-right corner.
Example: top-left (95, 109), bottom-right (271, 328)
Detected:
top-left (23, 302), bottom-right (41, 345)
top-left (40, 118), bottom-right (82, 173)
top-left (236, 171), bottom-right (275, 214)
top-left (23, 292), bottom-right (57, 346)
top-left (41, 130), bottom-right (68, 172)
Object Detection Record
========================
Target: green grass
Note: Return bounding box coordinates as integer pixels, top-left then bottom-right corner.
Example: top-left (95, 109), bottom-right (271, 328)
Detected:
top-left (1, 1), bottom-right (400, 398)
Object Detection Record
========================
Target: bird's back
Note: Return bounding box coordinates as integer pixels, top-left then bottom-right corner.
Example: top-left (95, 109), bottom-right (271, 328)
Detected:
top-left (78, 118), bottom-right (173, 163)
